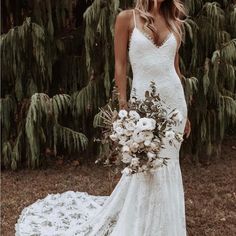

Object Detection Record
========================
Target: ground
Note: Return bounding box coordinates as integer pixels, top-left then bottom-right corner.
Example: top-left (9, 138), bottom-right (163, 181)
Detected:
top-left (1, 135), bottom-right (236, 236)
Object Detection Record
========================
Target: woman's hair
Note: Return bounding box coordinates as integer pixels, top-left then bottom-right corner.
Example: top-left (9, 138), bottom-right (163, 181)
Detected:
top-left (134, 0), bottom-right (187, 45)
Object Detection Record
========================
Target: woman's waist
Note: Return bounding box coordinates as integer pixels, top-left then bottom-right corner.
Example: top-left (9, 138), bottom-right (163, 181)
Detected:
top-left (131, 77), bottom-right (182, 94)
top-left (132, 71), bottom-right (180, 84)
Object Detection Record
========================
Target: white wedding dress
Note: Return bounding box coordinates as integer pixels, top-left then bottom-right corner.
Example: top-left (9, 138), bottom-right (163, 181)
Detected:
top-left (15, 9), bottom-right (187, 236)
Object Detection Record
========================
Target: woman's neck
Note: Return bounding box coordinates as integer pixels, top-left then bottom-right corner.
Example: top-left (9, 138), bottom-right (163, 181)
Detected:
top-left (149, 1), bottom-right (162, 16)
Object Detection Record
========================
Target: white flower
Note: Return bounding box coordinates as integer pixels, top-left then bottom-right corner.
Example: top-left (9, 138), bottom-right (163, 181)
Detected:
top-left (165, 130), bottom-right (175, 140)
top-left (119, 139), bottom-right (127, 146)
top-left (118, 109), bottom-right (128, 119)
top-left (124, 129), bottom-right (133, 136)
top-left (172, 110), bottom-right (183, 123)
top-left (136, 118), bottom-right (156, 131)
top-left (131, 142), bottom-right (139, 148)
top-left (140, 164), bottom-right (148, 171)
top-left (130, 157), bottom-right (140, 167)
top-left (130, 142), bottom-right (139, 153)
top-left (153, 138), bottom-right (160, 142)
top-left (122, 153), bottom-right (133, 163)
top-left (121, 167), bottom-right (132, 175)
top-left (142, 131), bottom-right (154, 140)
top-left (150, 142), bottom-right (160, 151)
top-left (114, 126), bottom-right (124, 136)
top-left (112, 119), bottom-right (122, 130)
top-left (129, 110), bottom-right (140, 121)
top-left (144, 139), bottom-right (151, 146)
top-left (122, 145), bottom-right (130, 153)
top-left (118, 135), bottom-right (128, 145)
top-left (141, 142), bottom-right (146, 148)
top-left (147, 152), bottom-right (156, 159)
top-left (132, 132), bottom-right (144, 143)
top-left (119, 135), bottom-right (127, 141)
top-left (125, 139), bottom-right (133, 146)
top-left (109, 133), bottom-right (118, 141)
top-left (150, 142), bottom-right (157, 149)
top-left (124, 120), bottom-right (136, 131)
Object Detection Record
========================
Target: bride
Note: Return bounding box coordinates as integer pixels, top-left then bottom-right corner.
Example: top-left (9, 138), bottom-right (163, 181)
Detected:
top-left (15, 0), bottom-right (191, 235)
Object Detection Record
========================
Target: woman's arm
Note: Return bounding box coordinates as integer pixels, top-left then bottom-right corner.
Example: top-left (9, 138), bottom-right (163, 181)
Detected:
top-left (114, 10), bottom-right (131, 110)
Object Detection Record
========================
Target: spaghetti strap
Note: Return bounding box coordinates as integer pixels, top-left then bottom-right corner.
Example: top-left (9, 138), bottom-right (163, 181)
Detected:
top-left (133, 9), bottom-right (136, 28)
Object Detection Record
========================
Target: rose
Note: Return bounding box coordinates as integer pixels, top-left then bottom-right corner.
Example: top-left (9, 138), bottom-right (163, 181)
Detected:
top-left (118, 109), bottom-right (128, 119)
top-left (118, 135), bottom-right (128, 145)
top-left (129, 110), bottom-right (140, 121)
top-left (112, 119), bottom-right (122, 129)
top-left (124, 120), bottom-right (136, 131)
top-left (114, 126), bottom-right (124, 136)
top-left (136, 118), bottom-right (156, 131)
top-left (132, 131), bottom-right (145, 143)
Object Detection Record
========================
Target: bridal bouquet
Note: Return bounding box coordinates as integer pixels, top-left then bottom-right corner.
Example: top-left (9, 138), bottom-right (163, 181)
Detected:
top-left (97, 81), bottom-right (184, 175)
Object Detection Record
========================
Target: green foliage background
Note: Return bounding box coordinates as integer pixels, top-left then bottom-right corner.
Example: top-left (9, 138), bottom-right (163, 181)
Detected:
top-left (1, 0), bottom-right (236, 170)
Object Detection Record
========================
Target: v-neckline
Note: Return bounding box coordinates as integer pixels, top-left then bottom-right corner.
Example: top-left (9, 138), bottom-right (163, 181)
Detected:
top-left (132, 27), bottom-right (173, 50)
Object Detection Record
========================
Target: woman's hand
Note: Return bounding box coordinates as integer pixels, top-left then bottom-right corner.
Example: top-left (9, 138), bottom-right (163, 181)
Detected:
top-left (184, 118), bottom-right (191, 138)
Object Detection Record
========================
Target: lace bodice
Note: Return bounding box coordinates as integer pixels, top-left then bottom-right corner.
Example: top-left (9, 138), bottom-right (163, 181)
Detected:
top-left (128, 9), bottom-right (187, 119)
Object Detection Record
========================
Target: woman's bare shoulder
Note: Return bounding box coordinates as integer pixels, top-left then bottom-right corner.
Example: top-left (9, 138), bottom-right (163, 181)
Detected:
top-left (115, 9), bottom-right (133, 27)
top-left (116, 9), bottom-right (133, 31)
top-left (117, 9), bottom-right (133, 19)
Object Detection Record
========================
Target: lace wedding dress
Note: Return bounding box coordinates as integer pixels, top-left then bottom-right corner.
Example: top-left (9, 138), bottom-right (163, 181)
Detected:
top-left (15, 9), bottom-right (187, 236)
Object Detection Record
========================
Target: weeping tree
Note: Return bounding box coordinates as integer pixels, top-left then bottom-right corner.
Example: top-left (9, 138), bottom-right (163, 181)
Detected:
top-left (181, 0), bottom-right (236, 162)
top-left (1, 0), bottom-right (236, 170)
top-left (1, 0), bottom-right (96, 169)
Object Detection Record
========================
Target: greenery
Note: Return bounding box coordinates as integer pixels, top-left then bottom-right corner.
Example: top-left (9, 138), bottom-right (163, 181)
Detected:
top-left (1, 0), bottom-right (235, 169)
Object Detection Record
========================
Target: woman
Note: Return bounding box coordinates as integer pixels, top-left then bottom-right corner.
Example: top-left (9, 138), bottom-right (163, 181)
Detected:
top-left (111, 0), bottom-right (191, 235)
top-left (15, 1), bottom-right (191, 235)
